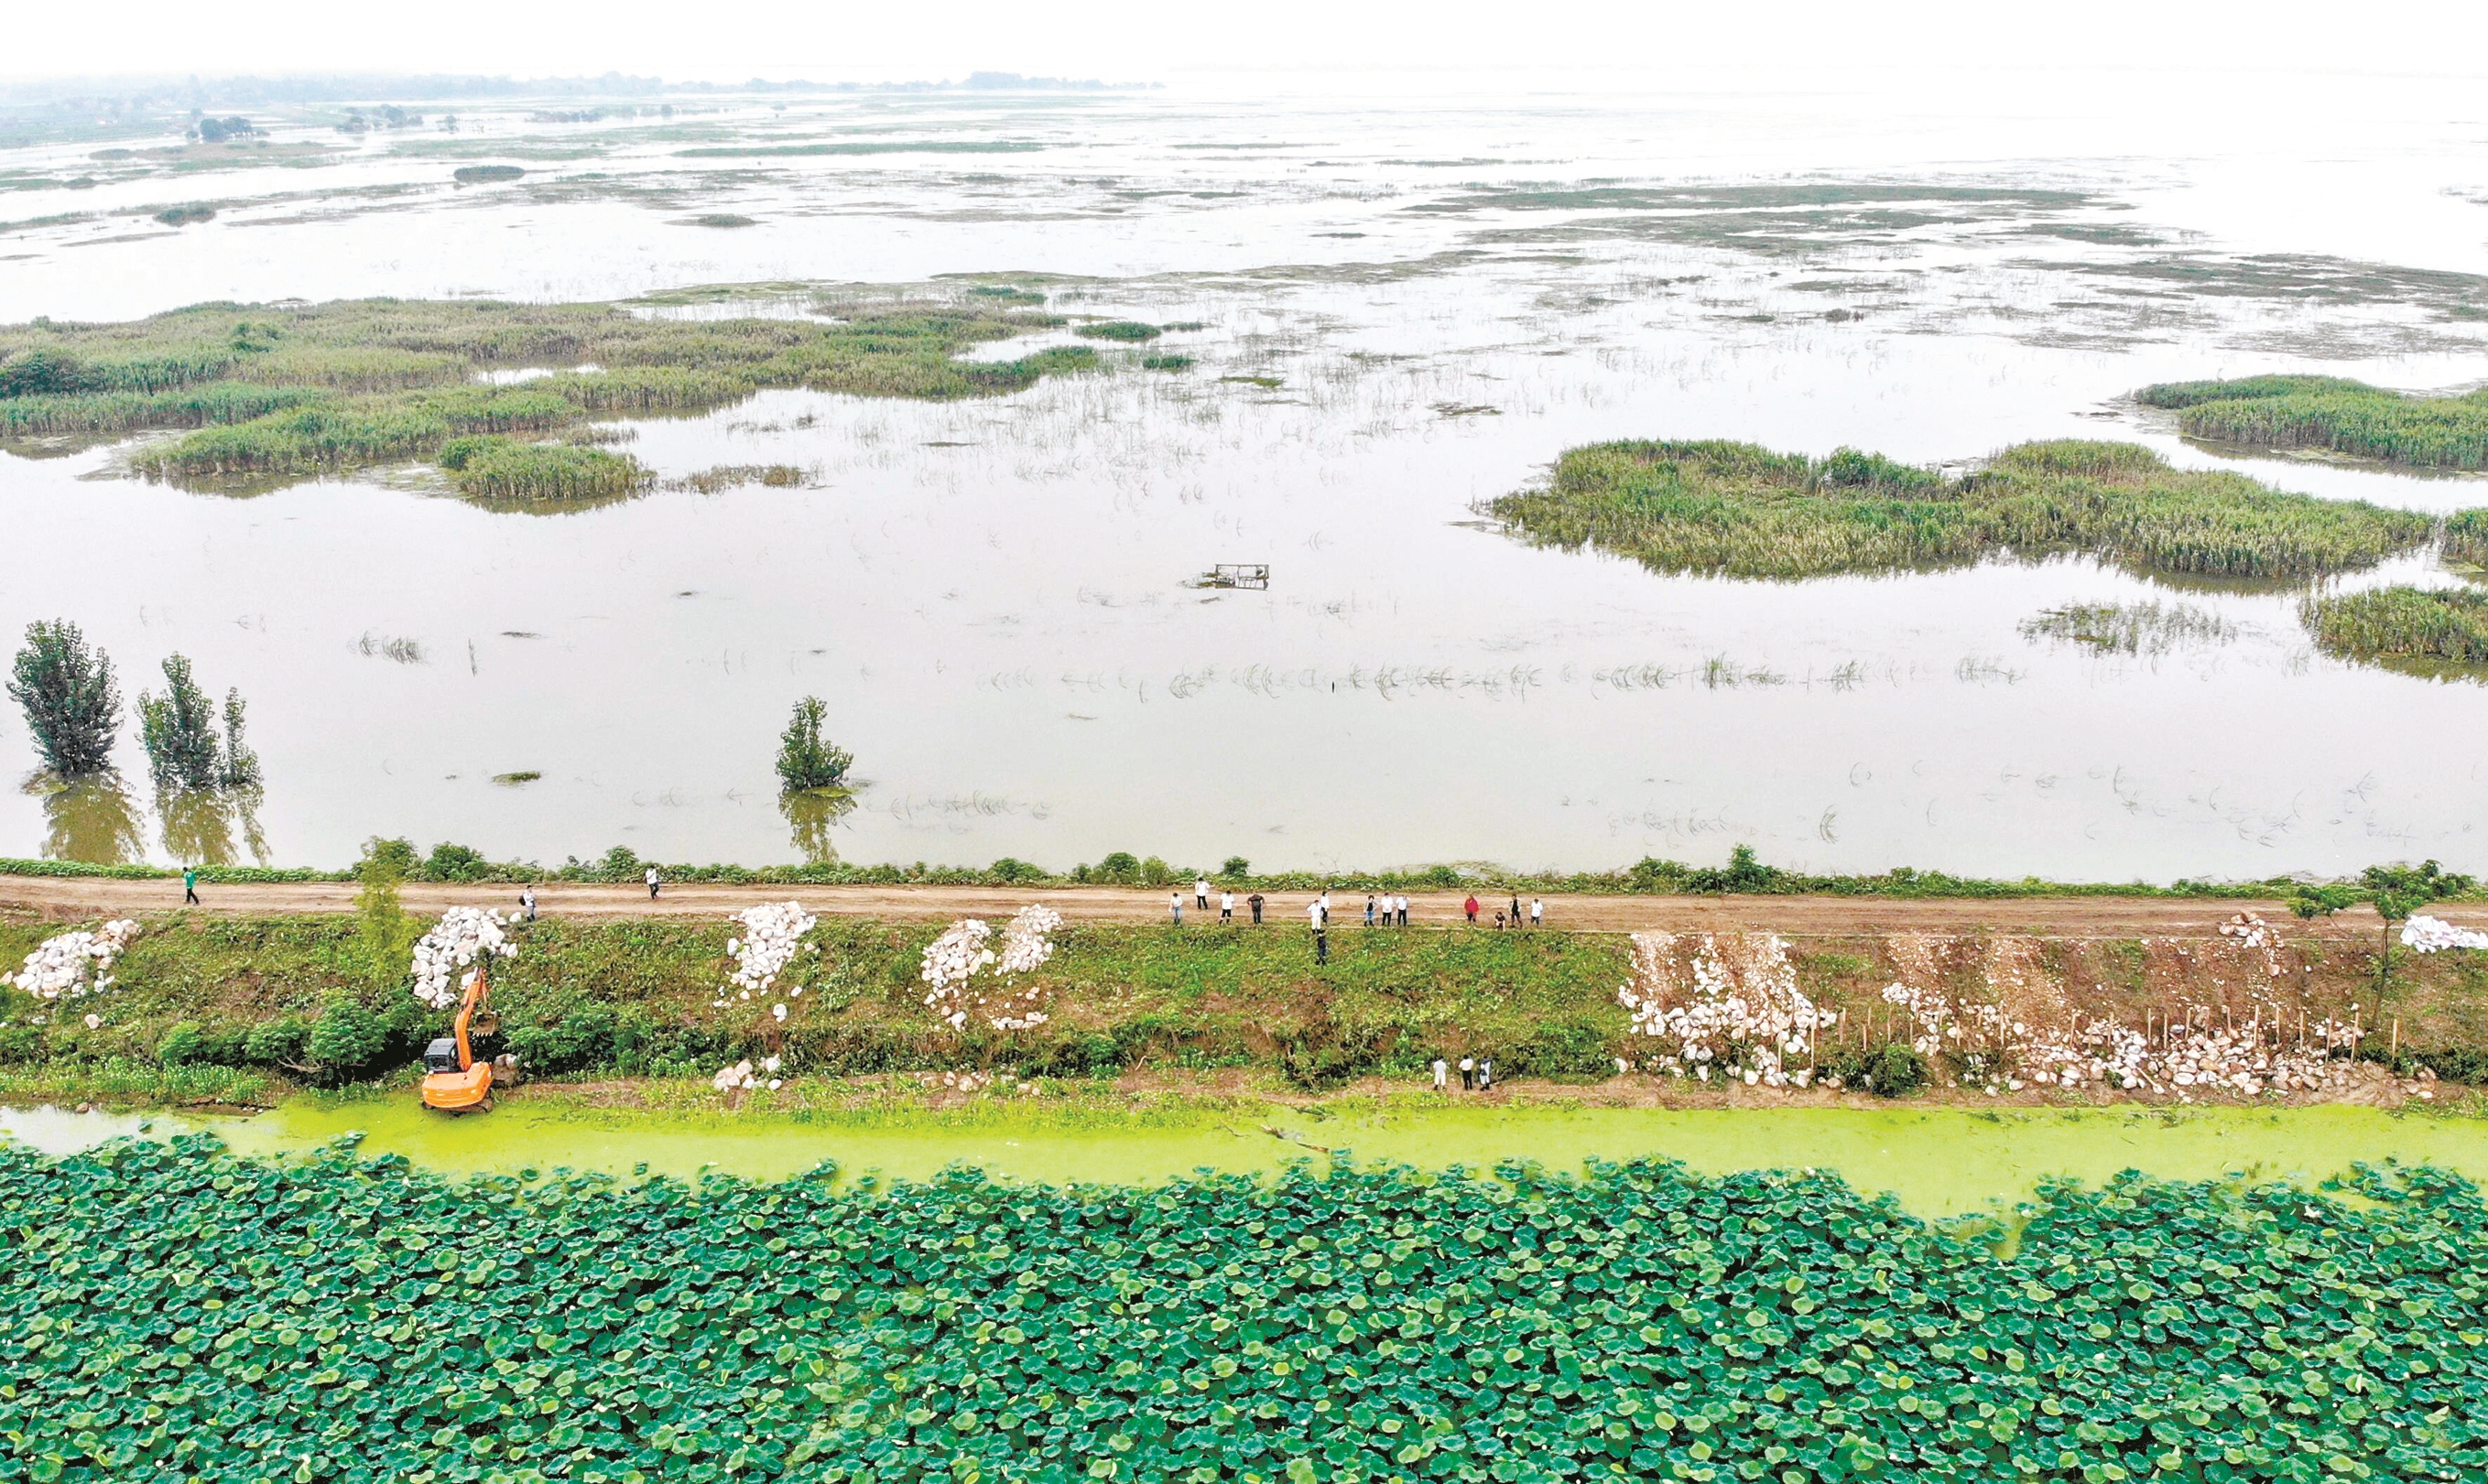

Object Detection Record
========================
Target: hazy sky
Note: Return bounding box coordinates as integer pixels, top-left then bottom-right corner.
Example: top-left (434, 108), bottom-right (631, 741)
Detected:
top-left (8, 0), bottom-right (2488, 87)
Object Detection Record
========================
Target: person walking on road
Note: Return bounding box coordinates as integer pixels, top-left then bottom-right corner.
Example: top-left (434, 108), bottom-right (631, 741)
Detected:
top-left (1396, 893), bottom-right (1409, 927)
top-left (1248, 892), bottom-right (1265, 925)
top-left (182, 866), bottom-right (200, 906)
top-left (1220, 889), bottom-right (1234, 925)
top-left (646, 866), bottom-right (661, 899)
top-left (1196, 877), bottom-right (1211, 911)
top-left (1530, 898), bottom-right (1544, 928)
top-left (520, 884), bottom-right (538, 923)
top-left (1170, 891), bottom-right (1183, 926)
top-left (1364, 893), bottom-right (1377, 927)
top-left (1463, 894), bottom-right (1479, 924)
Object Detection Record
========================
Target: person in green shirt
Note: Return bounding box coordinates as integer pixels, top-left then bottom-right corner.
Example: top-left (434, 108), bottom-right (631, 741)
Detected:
top-left (183, 867), bottom-right (199, 905)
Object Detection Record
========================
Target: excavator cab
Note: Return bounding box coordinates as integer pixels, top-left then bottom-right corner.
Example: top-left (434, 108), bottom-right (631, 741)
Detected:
top-left (419, 967), bottom-right (498, 1113)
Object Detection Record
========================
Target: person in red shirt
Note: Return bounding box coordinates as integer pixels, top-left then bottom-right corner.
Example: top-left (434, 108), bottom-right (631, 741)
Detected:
top-left (1463, 894), bottom-right (1480, 924)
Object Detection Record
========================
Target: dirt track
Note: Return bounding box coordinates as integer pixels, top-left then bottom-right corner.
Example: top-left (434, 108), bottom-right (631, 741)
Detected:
top-left (0, 875), bottom-right (2450, 940)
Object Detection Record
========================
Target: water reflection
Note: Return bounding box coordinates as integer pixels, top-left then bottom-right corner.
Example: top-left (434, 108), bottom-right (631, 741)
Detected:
top-left (27, 773), bottom-right (146, 864)
top-left (781, 788), bottom-right (858, 866)
top-left (157, 785), bottom-right (271, 867)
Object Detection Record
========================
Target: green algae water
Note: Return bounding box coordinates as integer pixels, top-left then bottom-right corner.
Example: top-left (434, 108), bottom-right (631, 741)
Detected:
top-left (11, 1098), bottom-right (2483, 1214)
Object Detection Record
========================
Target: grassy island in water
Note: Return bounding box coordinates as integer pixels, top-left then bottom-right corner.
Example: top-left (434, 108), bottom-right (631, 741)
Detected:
top-left (0, 290), bottom-right (1094, 503)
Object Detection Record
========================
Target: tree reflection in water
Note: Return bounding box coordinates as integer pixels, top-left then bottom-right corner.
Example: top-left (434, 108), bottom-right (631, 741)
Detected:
top-left (780, 787), bottom-right (858, 867)
top-left (29, 773), bottom-right (147, 865)
top-left (157, 785), bottom-right (271, 867)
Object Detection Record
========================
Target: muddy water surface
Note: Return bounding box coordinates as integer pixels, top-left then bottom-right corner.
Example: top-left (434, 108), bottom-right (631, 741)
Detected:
top-left (5, 75), bottom-right (2488, 879)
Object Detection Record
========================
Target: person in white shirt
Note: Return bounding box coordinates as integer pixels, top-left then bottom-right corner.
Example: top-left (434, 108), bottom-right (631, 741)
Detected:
top-left (646, 866), bottom-right (660, 899)
top-left (1478, 1057), bottom-right (1494, 1091)
top-left (1530, 898), bottom-right (1544, 927)
top-left (1220, 890), bottom-right (1234, 924)
top-left (1458, 1056), bottom-right (1476, 1090)
top-left (1431, 1057), bottom-right (1449, 1091)
top-left (1308, 897), bottom-right (1323, 926)
top-left (1319, 890), bottom-right (1331, 925)
top-left (1396, 894), bottom-right (1409, 927)
top-left (1196, 878), bottom-right (1210, 910)
top-left (1170, 892), bottom-right (1183, 926)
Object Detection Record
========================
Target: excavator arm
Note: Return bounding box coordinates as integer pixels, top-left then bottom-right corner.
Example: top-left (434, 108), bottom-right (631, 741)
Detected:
top-left (452, 966), bottom-right (489, 1071)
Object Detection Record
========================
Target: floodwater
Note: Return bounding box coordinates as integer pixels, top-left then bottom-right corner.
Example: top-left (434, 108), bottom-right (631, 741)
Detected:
top-left (4, 1098), bottom-right (2483, 1216)
top-left (4, 72), bottom-right (2488, 880)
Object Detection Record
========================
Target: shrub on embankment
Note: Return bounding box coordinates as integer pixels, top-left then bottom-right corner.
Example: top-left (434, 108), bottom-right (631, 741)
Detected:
top-left (2139, 374), bottom-right (2488, 471)
top-left (1489, 438), bottom-right (2439, 581)
top-left (3, 1140), bottom-right (2483, 1483)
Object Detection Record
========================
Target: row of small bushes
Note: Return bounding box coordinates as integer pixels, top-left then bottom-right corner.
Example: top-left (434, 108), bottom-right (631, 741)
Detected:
top-left (0, 839), bottom-right (2370, 898)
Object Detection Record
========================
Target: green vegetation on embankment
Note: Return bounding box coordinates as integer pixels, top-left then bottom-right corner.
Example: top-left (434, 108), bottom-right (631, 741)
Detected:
top-left (0, 291), bottom-right (1096, 501)
top-left (0, 915), bottom-right (1635, 1093)
top-left (8, 909), bottom-right (2488, 1099)
top-left (2302, 585), bottom-right (2488, 670)
top-left (2139, 374), bottom-right (2488, 471)
top-left (5, 1138), bottom-right (2484, 1483)
top-left (0, 839), bottom-right (2386, 900)
top-left (1490, 439), bottom-right (2444, 581)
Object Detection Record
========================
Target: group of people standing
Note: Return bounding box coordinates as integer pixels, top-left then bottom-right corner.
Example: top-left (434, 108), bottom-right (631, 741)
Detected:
top-left (1166, 881), bottom-right (1548, 933)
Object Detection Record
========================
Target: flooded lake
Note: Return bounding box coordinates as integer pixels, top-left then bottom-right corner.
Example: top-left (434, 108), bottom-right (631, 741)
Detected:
top-left (5, 73), bottom-right (2487, 879)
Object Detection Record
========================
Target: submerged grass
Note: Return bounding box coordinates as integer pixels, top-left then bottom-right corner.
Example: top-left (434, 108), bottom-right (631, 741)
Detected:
top-left (2138, 374), bottom-right (2488, 470)
top-left (440, 438), bottom-right (653, 504)
top-left (2301, 585), bottom-right (2488, 666)
top-left (0, 292), bottom-right (1092, 498)
top-left (1492, 438), bottom-right (2438, 581)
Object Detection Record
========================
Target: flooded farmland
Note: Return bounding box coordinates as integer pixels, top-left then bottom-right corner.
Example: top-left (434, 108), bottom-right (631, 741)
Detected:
top-left (5, 72), bottom-right (2488, 879)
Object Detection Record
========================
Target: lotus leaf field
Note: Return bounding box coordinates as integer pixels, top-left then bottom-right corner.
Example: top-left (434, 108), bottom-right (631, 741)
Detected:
top-left (4, 1136), bottom-right (2486, 1483)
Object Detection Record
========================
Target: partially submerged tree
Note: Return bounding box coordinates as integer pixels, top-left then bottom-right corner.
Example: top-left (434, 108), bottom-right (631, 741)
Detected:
top-left (8, 621), bottom-right (120, 777)
top-left (776, 696), bottom-right (853, 793)
top-left (138, 655), bottom-right (222, 790)
top-left (137, 655), bottom-right (261, 791)
top-left (219, 689), bottom-right (260, 789)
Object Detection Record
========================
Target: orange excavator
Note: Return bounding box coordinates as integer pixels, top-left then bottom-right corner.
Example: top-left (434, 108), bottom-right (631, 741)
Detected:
top-left (420, 965), bottom-right (501, 1112)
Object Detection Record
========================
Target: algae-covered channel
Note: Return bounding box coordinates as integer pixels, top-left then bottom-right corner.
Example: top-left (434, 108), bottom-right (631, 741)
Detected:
top-left (9, 1099), bottom-right (2483, 1213)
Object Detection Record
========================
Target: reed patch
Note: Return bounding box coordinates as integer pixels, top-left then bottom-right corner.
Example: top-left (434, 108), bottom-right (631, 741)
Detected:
top-left (2138, 374), bottom-right (2488, 470)
top-left (1491, 438), bottom-right (2437, 581)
